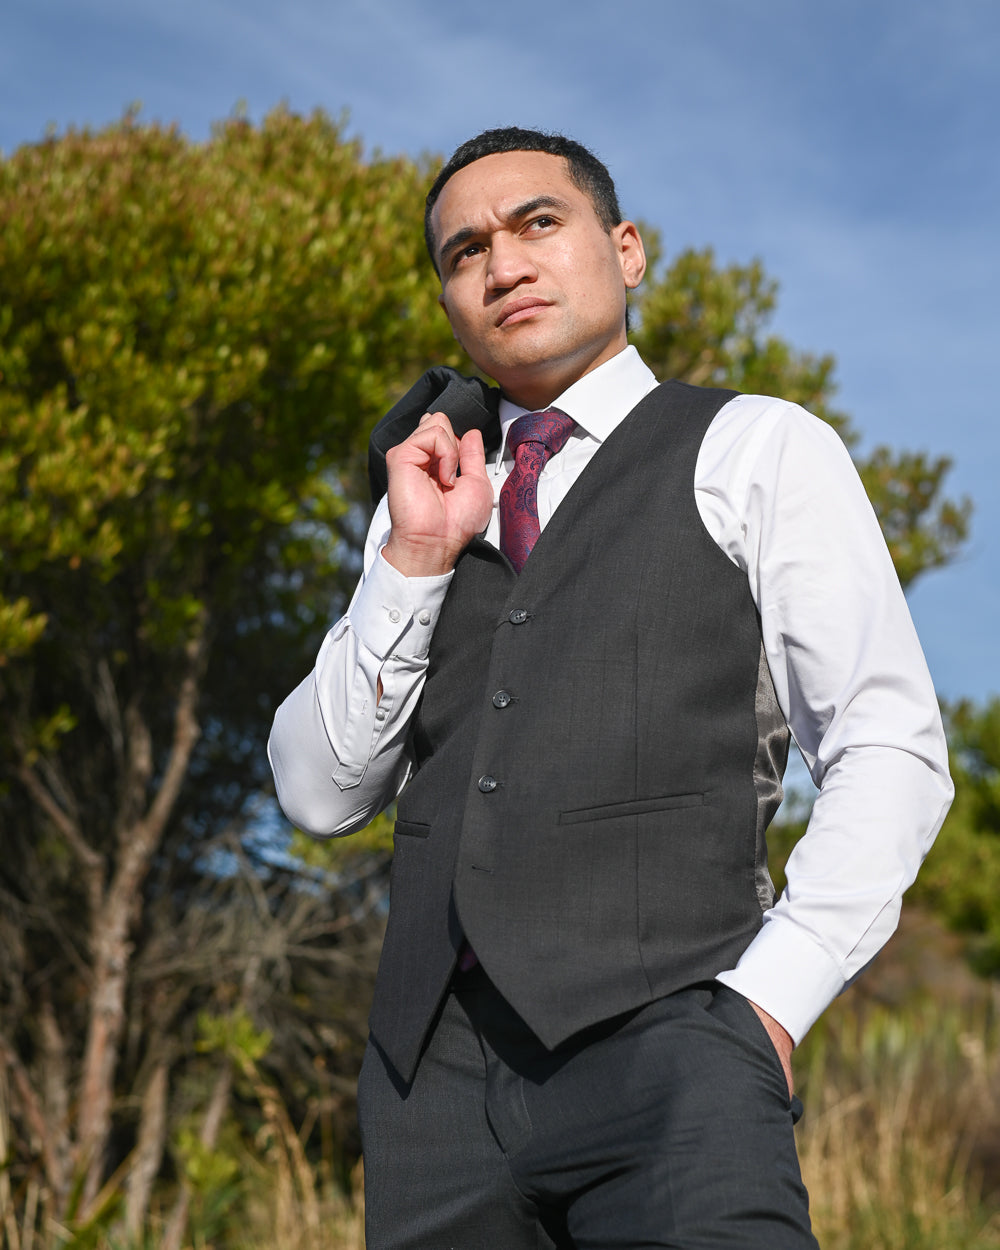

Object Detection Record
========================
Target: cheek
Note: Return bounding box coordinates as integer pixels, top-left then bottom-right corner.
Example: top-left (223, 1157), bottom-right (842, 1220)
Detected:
top-left (556, 242), bottom-right (620, 304)
top-left (440, 294), bottom-right (476, 341)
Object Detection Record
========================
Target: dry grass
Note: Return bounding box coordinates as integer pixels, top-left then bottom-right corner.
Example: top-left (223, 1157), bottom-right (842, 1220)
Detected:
top-left (8, 993), bottom-right (1000, 1248)
top-left (797, 995), bottom-right (1000, 1248)
top-left (235, 997), bottom-right (1000, 1250)
top-left (235, 1159), bottom-right (364, 1250)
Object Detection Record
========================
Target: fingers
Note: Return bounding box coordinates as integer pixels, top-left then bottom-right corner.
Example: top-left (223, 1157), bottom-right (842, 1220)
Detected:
top-left (403, 413), bottom-right (487, 487)
top-left (419, 411), bottom-right (460, 484)
top-left (457, 428), bottom-right (488, 482)
top-left (418, 410), bottom-right (452, 429)
top-left (390, 411), bottom-right (460, 484)
top-left (382, 413), bottom-right (491, 577)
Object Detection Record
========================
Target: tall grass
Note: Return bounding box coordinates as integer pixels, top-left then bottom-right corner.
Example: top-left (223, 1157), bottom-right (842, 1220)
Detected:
top-left (7, 994), bottom-right (1000, 1248)
top-left (796, 994), bottom-right (1000, 1248)
top-left (236, 996), bottom-right (1000, 1250)
top-left (235, 1159), bottom-right (364, 1250)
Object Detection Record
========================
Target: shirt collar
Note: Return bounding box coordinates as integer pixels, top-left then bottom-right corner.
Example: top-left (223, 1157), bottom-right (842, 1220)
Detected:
top-left (494, 345), bottom-right (659, 470)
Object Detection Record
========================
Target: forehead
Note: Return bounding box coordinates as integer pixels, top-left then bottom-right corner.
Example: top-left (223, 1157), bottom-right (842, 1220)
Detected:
top-left (432, 150), bottom-right (590, 239)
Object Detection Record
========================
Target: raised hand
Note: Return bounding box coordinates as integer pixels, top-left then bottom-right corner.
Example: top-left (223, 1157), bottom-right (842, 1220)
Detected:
top-left (382, 412), bottom-right (494, 578)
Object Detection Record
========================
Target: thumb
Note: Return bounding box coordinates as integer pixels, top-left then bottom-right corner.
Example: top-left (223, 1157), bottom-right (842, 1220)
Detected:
top-left (457, 428), bottom-right (488, 480)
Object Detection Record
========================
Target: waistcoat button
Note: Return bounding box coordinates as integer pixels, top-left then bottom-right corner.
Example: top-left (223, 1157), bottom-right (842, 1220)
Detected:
top-left (509, 608), bottom-right (528, 625)
top-left (492, 690), bottom-right (512, 709)
top-left (478, 775), bottom-right (498, 793)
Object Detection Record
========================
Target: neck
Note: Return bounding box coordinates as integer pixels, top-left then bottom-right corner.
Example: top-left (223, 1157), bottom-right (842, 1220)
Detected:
top-left (496, 338), bottom-right (629, 411)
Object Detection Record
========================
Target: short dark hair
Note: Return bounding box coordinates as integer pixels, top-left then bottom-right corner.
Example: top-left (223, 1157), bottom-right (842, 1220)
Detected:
top-left (424, 127), bottom-right (623, 273)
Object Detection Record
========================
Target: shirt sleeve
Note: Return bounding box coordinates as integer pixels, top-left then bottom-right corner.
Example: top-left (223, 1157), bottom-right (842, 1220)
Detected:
top-left (708, 397), bottom-right (954, 1043)
top-left (267, 495), bottom-right (452, 837)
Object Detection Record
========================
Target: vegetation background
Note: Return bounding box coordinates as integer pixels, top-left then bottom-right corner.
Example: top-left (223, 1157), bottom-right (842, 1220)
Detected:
top-left (2, 110), bottom-right (999, 1249)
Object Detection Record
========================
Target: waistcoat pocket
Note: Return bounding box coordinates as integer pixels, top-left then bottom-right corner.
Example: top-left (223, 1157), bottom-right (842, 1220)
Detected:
top-left (558, 792), bottom-right (705, 826)
top-left (394, 819), bottom-right (431, 839)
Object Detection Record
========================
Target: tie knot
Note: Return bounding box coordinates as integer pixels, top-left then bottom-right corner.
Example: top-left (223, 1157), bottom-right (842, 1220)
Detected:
top-left (507, 408), bottom-right (576, 457)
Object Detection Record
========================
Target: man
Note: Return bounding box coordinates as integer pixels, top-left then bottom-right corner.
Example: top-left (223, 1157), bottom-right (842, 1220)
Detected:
top-left (269, 128), bottom-right (953, 1248)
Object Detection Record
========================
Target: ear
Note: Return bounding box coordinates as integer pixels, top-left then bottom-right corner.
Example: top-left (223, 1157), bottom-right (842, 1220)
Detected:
top-left (614, 220), bottom-right (646, 290)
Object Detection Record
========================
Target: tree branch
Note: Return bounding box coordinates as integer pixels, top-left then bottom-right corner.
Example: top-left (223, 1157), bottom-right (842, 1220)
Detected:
top-left (14, 760), bottom-right (104, 915)
top-left (0, 1036), bottom-right (63, 1199)
top-left (78, 615), bottom-right (210, 1209)
top-left (121, 616), bottom-right (209, 865)
top-left (124, 1061), bottom-right (168, 1240)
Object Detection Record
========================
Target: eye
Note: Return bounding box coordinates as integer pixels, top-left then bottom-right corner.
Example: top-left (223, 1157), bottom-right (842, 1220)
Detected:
top-left (453, 242), bottom-right (484, 269)
top-left (526, 215), bottom-right (556, 233)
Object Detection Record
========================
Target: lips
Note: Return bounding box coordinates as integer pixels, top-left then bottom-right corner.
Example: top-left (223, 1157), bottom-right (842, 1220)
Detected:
top-left (495, 297), bottom-right (552, 328)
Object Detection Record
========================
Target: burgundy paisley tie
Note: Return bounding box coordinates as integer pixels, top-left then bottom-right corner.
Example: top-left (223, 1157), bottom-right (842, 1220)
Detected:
top-left (499, 408), bottom-right (576, 572)
top-left (456, 408), bottom-right (576, 974)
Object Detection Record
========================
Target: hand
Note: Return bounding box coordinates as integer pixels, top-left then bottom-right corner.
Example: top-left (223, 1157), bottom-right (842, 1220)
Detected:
top-left (382, 412), bottom-right (494, 578)
top-left (748, 1000), bottom-right (795, 1099)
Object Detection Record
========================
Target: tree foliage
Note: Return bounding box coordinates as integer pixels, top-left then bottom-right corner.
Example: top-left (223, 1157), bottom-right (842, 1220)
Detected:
top-left (0, 107), bottom-right (971, 1242)
top-left (630, 237), bottom-right (970, 588)
top-left (0, 106), bottom-right (458, 1233)
top-left (909, 699), bottom-right (1000, 973)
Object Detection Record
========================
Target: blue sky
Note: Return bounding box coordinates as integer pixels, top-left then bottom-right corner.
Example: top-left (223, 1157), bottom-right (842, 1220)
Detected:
top-left (3, 0), bottom-right (998, 704)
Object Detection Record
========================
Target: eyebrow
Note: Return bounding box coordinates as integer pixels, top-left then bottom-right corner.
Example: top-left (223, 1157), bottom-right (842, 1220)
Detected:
top-left (438, 195), bottom-right (572, 269)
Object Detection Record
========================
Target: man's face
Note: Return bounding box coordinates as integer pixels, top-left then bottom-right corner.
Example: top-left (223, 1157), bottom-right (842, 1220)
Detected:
top-left (431, 151), bottom-right (645, 410)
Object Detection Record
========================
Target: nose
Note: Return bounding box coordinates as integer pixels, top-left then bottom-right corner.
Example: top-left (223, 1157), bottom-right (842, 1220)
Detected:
top-left (485, 233), bottom-right (537, 293)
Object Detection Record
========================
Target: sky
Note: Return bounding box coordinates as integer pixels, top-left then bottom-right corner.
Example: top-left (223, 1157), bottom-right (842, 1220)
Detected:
top-left (3, 0), bottom-right (998, 704)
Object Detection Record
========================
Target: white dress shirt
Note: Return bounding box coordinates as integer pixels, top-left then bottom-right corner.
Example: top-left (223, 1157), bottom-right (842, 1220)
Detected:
top-left (268, 345), bottom-right (953, 1044)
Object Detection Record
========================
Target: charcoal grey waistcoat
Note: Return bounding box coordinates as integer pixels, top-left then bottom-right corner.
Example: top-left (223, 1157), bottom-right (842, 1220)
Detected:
top-left (368, 379), bottom-right (789, 1084)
